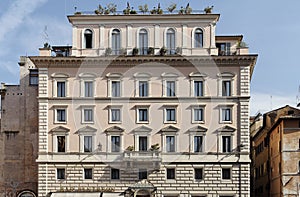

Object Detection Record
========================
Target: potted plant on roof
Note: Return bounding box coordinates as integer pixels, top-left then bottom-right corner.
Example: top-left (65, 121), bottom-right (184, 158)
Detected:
top-left (159, 46), bottom-right (167, 56)
top-left (157, 3), bottom-right (163, 14)
top-left (185, 3), bottom-right (192, 14)
top-left (95, 4), bottom-right (105, 15)
top-left (126, 145), bottom-right (134, 151)
top-left (150, 7), bottom-right (157, 14)
top-left (138, 4), bottom-right (149, 14)
top-left (167, 3), bottom-right (177, 13)
top-left (204, 6), bottom-right (214, 14)
top-left (123, 2), bottom-right (131, 14)
top-left (147, 47), bottom-right (154, 55)
top-left (150, 143), bottom-right (160, 151)
top-left (105, 47), bottom-right (112, 56)
top-left (130, 7), bottom-right (137, 14)
top-left (132, 47), bottom-right (139, 56)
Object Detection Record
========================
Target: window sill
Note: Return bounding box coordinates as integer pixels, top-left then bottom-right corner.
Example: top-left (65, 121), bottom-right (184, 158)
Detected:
top-left (137, 121), bottom-right (149, 124)
top-left (192, 121), bottom-right (205, 124)
top-left (164, 121), bottom-right (177, 124)
top-left (109, 121), bottom-right (122, 124)
top-left (54, 121), bottom-right (67, 124)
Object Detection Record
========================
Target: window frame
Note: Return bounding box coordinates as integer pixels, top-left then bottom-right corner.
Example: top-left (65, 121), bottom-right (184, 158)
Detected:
top-left (51, 73), bottom-right (69, 97)
top-left (83, 29), bottom-right (93, 49)
top-left (194, 28), bottom-right (203, 48)
top-left (166, 135), bottom-right (176, 152)
top-left (77, 125), bottom-right (97, 153)
top-left (82, 107), bottom-right (94, 124)
top-left (56, 168), bottom-right (66, 180)
top-left (219, 106), bottom-right (233, 124)
top-left (194, 168), bottom-right (203, 181)
top-left (217, 72), bottom-right (235, 97)
top-left (138, 28), bottom-right (149, 55)
top-left (165, 108), bottom-right (177, 123)
top-left (221, 168), bottom-right (231, 180)
top-left (111, 29), bottom-right (121, 55)
top-left (138, 169), bottom-right (148, 180)
top-left (111, 168), bottom-right (120, 180)
top-left (84, 168), bottom-right (93, 180)
top-left (166, 168), bottom-right (176, 180)
top-left (79, 73), bottom-right (96, 98)
top-left (109, 106), bottom-right (122, 123)
top-left (50, 126), bottom-right (70, 153)
top-left (29, 69), bottom-right (38, 86)
top-left (192, 106), bottom-right (205, 123)
top-left (137, 107), bottom-right (149, 123)
top-left (134, 73), bottom-right (151, 97)
top-left (111, 135), bottom-right (121, 152)
top-left (53, 106), bottom-right (68, 124)
top-left (165, 28), bottom-right (176, 55)
top-left (189, 72), bottom-right (207, 97)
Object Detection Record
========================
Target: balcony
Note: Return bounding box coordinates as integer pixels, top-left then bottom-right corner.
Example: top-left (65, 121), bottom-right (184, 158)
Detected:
top-left (123, 151), bottom-right (162, 170)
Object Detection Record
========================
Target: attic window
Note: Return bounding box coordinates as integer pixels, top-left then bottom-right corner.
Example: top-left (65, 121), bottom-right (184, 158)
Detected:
top-left (288, 110), bottom-right (294, 115)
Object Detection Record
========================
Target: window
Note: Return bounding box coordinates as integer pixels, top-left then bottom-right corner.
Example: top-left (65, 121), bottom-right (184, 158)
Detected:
top-left (217, 43), bottom-right (231, 56)
top-left (194, 81), bottom-right (203, 96)
top-left (166, 168), bottom-right (175, 179)
top-left (166, 28), bottom-right (175, 55)
top-left (194, 28), bottom-right (203, 48)
top-left (194, 168), bottom-right (203, 180)
top-left (112, 29), bottom-right (120, 55)
top-left (56, 109), bottom-right (66, 122)
top-left (139, 81), bottom-right (148, 97)
top-left (84, 136), bottom-right (92, 152)
top-left (111, 136), bottom-right (120, 152)
top-left (222, 168), bottom-right (231, 179)
top-left (111, 168), bottom-right (120, 180)
top-left (193, 108), bottom-right (204, 122)
top-left (139, 29), bottom-right (148, 55)
top-left (138, 169), bottom-right (147, 180)
top-left (111, 81), bottom-right (121, 97)
top-left (57, 168), bottom-right (65, 180)
top-left (84, 168), bottom-right (93, 179)
top-left (166, 136), bottom-right (175, 152)
top-left (84, 81), bottom-right (93, 97)
top-left (166, 108), bottom-right (176, 122)
top-left (83, 109), bottom-right (93, 123)
top-left (221, 108), bottom-right (232, 122)
top-left (138, 108), bottom-right (148, 122)
top-left (194, 136), bottom-right (203, 152)
top-left (222, 136), bottom-right (231, 153)
top-left (57, 136), bottom-right (66, 152)
top-left (166, 81), bottom-right (176, 97)
top-left (110, 108), bottom-right (121, 122)
top-left (139, 136), bottom-right (148, 151)
top-left (222, 80), bottom-right (231, 96)
top-left (57, 82), bottom-right (66, 97)
top-left (29, 69), bottom-right (38, 85)
top-left (84, 29), bottom-right (93, 49)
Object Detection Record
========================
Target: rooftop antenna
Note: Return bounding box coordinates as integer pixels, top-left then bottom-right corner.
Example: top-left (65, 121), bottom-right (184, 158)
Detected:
top-left (43, 25), bottom-right (49, 45)
top-left (270, 95), bottom-right (273, 110)
top-left (297, 85), bottom-right (300, 107)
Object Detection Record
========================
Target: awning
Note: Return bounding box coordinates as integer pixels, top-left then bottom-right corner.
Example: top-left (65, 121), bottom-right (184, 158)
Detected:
top-left (51, 192), bottom-right (123, 197)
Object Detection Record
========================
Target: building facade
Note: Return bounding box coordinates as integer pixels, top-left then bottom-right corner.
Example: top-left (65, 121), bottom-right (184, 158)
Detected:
top-left (0, 57), bottom-right (39, 197)
top-left (251, 105), bottom-right (300, 197)
top-left (31, 11), bottom-right (257, 197)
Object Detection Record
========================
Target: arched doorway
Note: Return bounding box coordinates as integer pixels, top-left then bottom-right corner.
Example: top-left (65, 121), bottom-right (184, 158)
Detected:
top-left (17, 190), bottom-right (36, 197)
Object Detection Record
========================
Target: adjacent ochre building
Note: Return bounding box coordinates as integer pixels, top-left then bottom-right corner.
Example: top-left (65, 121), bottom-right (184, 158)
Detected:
top-left (1, 8), bottom-right (257, 197)
top-left (0, 57), bottom-right (39, 197)
top-left (251, 105), bottom-right (300, 197)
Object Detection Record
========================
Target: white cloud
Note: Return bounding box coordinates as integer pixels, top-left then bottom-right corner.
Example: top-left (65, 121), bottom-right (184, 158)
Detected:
top-left (0, 0), bottom-right (48, 43)
top-left (250, 92), bottom-right (297, 115)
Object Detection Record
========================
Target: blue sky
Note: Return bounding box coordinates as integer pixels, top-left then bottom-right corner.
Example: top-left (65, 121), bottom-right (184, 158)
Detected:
top-left (0, 0), bottom-right (299, 114)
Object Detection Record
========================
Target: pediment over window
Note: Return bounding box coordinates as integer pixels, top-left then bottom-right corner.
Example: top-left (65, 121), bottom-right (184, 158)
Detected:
top-left (188, 125), bottom-right (208, 132)
top-left (76, 126), bottom-right (97, 134)
top-left (161, 125), bottom-right (179, 132)
top-left (161, 72), bottom-right (179, 78)
top-left (105, 126), bottom-right (124, 133)
top-left (78, 73), bottom-right (97, 78)
top-left (133, 125), bottom-right (152, 133)
top-left (217, 72), bottom-right (235, 78)
top-left (134, 72), bottom-right (151, 78)
top-left (106, 73), bottom-right (123, 78)
top-left (49, 126), bottom-right (70, 133)
top-left (189, 72), bottom-right (207, 78)
top-left (51, 73), bottom-right (69, 78)
top-left (217, 125), bottom-right (236, 132)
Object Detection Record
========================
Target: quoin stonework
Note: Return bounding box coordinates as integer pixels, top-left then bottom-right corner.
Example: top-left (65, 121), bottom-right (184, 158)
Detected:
top-left (0, 6), bottom-right (258, 197)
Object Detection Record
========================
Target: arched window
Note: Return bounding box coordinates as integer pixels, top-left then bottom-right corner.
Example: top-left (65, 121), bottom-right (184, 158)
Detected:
top-left (112, 29), bottom-right (121, 55)
top-left (194, 28), bottom-right (203, 48)
top-left (139, 29), bottom-right (148, 55)
top-left (84, 29), bottom-right (93, 49)
top-left (166, 28), bottom-right (175, 55)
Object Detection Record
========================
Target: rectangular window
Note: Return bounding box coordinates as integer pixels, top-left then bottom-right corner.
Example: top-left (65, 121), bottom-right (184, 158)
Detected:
top-left (138, 169), bottom-right (147, 180)
top-left (222, 136), bottom-right (231, 153)
top-left (194, 168), bottom-right (203, 180)
top-left (166, 168), bottom-right (175, 179)
top-left (194, 81), bottom-right (203, 96)
top-left (111, 108), bottom-right (121, 122)
top-left (84, 136), bottom-right (92, 152)
top-left (194, 136), bottom-right (203, 152)
top-left (112, 81), bottom-right (121, 97)
top-left (57, 109), bottom-right (66, 122)
top-left (111, 136), bottom-right (120, 152)
top-left (84, 168), bottom-right (93, 179)
top-left (166, 108), bottom-right (176, 122)
top-left (166, 136), bottom-right (175, 152)
top-left (139, 136), bottom-right (148, 151)
top-left (217, 42), bottom-right (231, 56)
top-left (57, 136), bottom-right (65, 152)
top-left (57, 82), bottom-right (66, 97)
top-left (222, 168), bottom-right (231, 179)
top-left (29, 69), bottom-right (38, 85)
top-left (84, 109), bottom-right (93, 122)
top-left (111, 168), bottom-right (120, 180)
top-left (138, 108), bottom-right (148, 122)
top-left (194, 108), bottom-right (203, 122)
top-left (222, 108), bottom-right (232, 122)
top-left (222, 80), bottom-right (231, 96)
top-left (84, 81), bottom-right (93, 97)
top-left (139, 81), bottom-right (148, 97)
top-left (166, 81), bottom-right (176, 96)
top-left (57, 168), bottom-right (65, 180)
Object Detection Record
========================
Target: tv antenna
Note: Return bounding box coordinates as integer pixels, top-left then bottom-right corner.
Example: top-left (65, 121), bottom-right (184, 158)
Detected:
top-left (297, 85), bottom-right (300, 107)
top-left (43, 25), bottom-right (49, 44)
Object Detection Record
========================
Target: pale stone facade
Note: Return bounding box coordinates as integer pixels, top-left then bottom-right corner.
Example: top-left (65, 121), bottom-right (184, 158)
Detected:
top-left (31, 12), bottom-right (257, 197)
top-left (0, 57), bottom-right (38, 197)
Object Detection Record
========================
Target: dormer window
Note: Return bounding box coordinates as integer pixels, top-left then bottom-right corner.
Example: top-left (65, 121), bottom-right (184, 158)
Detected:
top-left (84, 29), bottom-right (93, 49)
top-left (139, 29), bottom-right (148, 55)
top-left (194, 28), bottom-right (203, 48)
top-left (112, 29), bottom-right (121, 55)
top-left (166, 28), bottom-right (175, 55)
